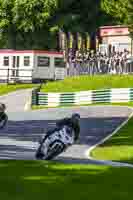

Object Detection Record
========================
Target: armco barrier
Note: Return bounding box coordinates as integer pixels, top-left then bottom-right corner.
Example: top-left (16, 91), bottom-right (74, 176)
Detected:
top-left (32, 88), bottom-right (133, 107)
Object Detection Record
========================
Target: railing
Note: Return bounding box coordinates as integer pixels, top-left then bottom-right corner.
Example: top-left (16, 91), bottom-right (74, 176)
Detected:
top-left (1, 61), bottom-right (133, 84)
top-left (0, 68), bottom-right (33, 84)
top-left (32, 88), bottom-right (133, 107)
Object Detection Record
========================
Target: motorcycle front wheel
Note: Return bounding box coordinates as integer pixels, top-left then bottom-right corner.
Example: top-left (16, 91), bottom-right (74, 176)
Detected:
top-left (44, 140), bottom-right (65, 160)
top-left (35, 140), bottom-right (65, 160)
top-left (35, 144), bottom-right (45, 160)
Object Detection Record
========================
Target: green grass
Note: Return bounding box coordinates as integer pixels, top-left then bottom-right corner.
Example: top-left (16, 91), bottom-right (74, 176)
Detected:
top-left (0, 160), bottom-right (133, 200)
top-left (91, 116), bottom-right (133, 164)
top-left (41, 75), bottom-right (133, 92)
top-left (0, 83), bottom-right (37, 95)
top-left (32, 102), bottom-right (133, 110)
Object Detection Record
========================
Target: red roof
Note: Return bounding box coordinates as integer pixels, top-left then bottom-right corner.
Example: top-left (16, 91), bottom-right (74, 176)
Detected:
top-left (99, 25), bottom-right (128, 29)
top-left (0, 49), bottom-right (63, 55)
top-left (99, 26), bottom-right (129, 37)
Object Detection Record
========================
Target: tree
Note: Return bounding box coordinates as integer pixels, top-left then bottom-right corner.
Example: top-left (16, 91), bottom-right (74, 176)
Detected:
top-left (49, 0), bottom-right (100, 34)
top-left (13, 0), bottom-right (58, 49)
top-left (13, 0), bottom-right (57, 32)
top-left (0, 0), bottom-right (57, 49)
top-left (0, 0), bottom-right (115, 49)
top-left (101, 0), bottom-right (129, 23)
top-left (0, 0), bottom-right (17, 48)
top-left (101, 0), bottom-right (133, 37)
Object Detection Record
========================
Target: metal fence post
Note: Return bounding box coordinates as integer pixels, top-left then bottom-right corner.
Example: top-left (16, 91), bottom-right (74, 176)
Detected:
top-left (32, 88), bottom-right (38, 105)
top-left (7, 68), bottom-right (9, 85)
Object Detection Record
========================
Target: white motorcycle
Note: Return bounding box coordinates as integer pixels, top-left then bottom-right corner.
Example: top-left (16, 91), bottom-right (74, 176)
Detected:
top-left (35, 125), bottom-right (74, 160)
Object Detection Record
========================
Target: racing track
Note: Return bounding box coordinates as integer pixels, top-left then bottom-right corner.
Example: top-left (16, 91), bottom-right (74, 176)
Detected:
top-left (0, 106), bottom-right (132, 166)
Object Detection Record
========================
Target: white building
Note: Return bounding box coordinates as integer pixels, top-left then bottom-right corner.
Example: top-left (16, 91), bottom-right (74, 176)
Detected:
top-left (99, 25), bottom-right (132, 54)
top-left (0, 49), bottom-right (66, 83)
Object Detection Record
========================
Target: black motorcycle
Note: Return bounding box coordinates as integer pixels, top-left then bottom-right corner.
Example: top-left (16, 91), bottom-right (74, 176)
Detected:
top-left (0, 112), bottom-right (8, 129)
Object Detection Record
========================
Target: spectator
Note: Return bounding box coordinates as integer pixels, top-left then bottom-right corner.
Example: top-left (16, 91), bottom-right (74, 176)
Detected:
top-left (67, 49), bottom-right (131, 76)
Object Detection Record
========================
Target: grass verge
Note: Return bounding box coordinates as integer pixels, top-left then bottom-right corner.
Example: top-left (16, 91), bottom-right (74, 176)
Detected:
top-left (41, 75), bottom-right (133, 92)
top-left (91, 116), bottom-right (133, 164)
top-left (0, 83), bottom-right (37, 95)
top-left (0, 160), bottom-right (133, 200)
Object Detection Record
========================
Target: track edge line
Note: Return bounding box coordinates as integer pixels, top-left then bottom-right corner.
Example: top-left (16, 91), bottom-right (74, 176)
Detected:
top-left (86, 106), bottom-right (133, 167)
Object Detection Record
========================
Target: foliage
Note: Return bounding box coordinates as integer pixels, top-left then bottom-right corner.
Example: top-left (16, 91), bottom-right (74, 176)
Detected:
top-left (101, 0), bottom-right (129, 23)
top-left (13, 0), bottom-right (57, 32)
top-left (0, 0), bottom-right (115, 49)
top-left (0, 0), bottom-right (57, 49)
top-left (101, 0), bottom-right (133, 37)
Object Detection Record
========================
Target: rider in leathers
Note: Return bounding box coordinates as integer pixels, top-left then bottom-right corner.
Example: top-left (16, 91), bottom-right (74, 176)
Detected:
top-left (45, 113), bottom-right (80, 143)
top-left (56, 113), bottom-right (80, 142)
top-left (36, 113), bottom-right (80, 159)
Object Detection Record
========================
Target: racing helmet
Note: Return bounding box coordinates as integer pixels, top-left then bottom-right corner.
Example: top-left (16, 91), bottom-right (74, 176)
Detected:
top-left (71, 113), bottom-right (80, 122)
top-left (0, 103), bottom-right (6, 112)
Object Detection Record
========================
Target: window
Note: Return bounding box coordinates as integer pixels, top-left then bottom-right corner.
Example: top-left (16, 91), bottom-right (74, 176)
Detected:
top-left (37, 56), bottom-right (50, 67)
top-left (24, 56), bottom-right (30, 66)
top-left (54, 57), bottom-right (65, 68)
top-left (3, 56), bottom-right (9, 66)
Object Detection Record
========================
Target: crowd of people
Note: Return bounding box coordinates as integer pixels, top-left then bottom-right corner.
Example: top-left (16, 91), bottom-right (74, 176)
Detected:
top-left (66, 49), bottom-right (133, 76)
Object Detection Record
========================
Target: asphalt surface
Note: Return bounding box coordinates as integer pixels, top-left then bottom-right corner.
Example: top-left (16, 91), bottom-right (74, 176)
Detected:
top-left (0, 89), bottom-right (32, 112)
top-left (0, 106), bottom-right (132, 166)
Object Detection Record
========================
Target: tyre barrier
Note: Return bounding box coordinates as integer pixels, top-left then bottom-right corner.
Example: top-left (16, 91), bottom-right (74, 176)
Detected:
top-left (32, 88), bottom-right (133, 107)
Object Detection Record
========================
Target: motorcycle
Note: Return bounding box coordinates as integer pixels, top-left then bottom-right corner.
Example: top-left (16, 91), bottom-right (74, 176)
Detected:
top-left (0, 103), bottom-right (8, 129)
top-left (0, 113), bottom-right (8, 129)
top-left (35, 125), bottom-right (74, 160)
